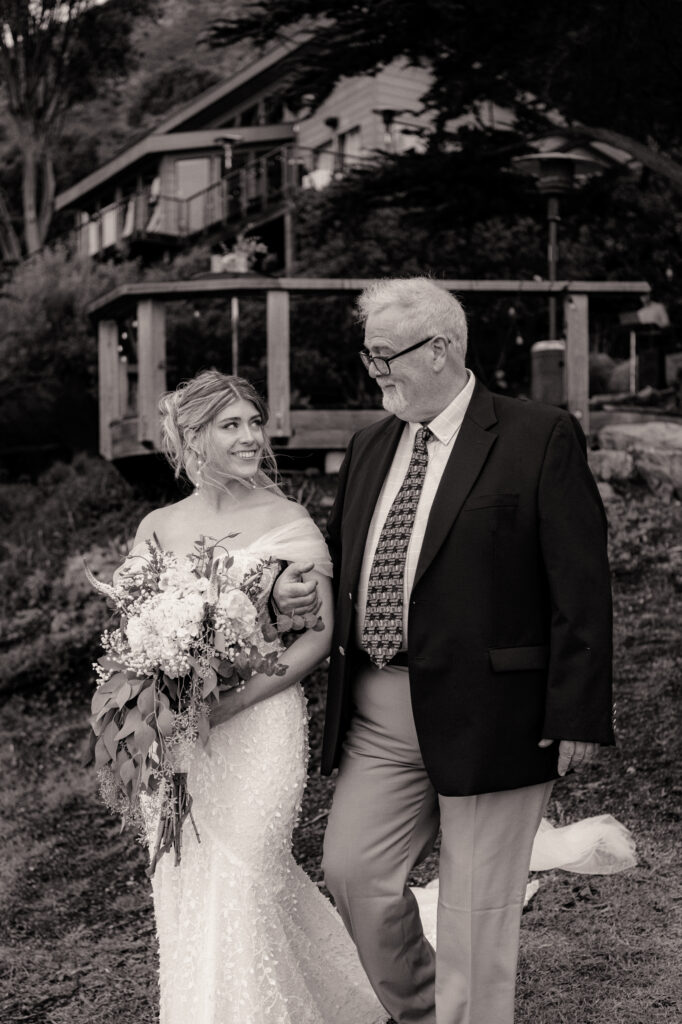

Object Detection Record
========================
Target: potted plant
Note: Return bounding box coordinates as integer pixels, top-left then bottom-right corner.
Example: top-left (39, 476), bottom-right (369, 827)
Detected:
top-left (210, 233), bottom-right (268, 274)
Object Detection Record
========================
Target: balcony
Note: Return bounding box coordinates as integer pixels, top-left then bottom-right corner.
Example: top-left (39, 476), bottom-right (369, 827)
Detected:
top-left (72, 144), bottom-right (374, 258)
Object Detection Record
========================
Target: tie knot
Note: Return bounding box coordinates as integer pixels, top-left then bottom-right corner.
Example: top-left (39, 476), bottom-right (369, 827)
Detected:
top-left (415, 426), bottom-right (432, 451)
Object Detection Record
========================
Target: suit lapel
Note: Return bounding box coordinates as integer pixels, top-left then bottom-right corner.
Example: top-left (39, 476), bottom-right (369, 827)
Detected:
top-left (343, 416), bottom-right (404, 590)
top-left (414, 383), bottom-right (498, 589)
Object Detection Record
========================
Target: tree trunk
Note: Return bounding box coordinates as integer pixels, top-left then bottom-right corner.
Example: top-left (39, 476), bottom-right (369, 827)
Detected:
top-left (0, 187), bottom-right (22, 262)
top-left (38, 152), bottom-right (56, 245)
top-left (22, 143), bottom-right (42, 256)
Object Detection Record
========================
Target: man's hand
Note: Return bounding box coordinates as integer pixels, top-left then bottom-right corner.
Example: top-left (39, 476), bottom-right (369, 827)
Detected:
top-left (538, 738), bottom-right (598, 776)
top-left (272, 561), bottom-right (321, 616)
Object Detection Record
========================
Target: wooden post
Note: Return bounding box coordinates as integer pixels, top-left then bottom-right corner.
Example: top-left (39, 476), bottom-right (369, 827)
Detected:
top-left (283, 208), bottom-right (295, 275)
top-left (281, 144), bottom-right (291, 195)
top-left (114, 186), bottom-right (123, 247)
top-left (266, 290), bottom-right (291, 437)
top-left (231, 296), bottom-right (240, 375)
top-left (629, 330), bottom-right (638, 393)
top-left (97, 319), bottom-right (121, 460)
top-left (240, 167), bottom-right (249, 218)
top-left (136, 299), bottom-right (167, 447)
top-left (563, 292), bottom-right (590, 433)
top-left (259, 154), bottom-right (268, 210)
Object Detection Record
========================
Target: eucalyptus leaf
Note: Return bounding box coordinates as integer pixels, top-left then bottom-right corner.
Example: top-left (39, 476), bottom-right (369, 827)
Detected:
top-left (114, 682), bottom-right (133, 709)
top-left (261, 622), bottom-right (279, 642)
top-left (102, 718), bottom-right (120, 760)
top-left (113, 705), bottom-right (142, 741)
top-left (156, 706), bottom-right (175, 737)
top-left (127, 679), bottom-right (147, 700)
top-left (134, 721), bottom-right (156, 757)
top-left (197, 714), bottom-right (210, 746)
top-left (137, 685), bottom-right (156, 718)
top-left (83, 729), bottom-right (97, 768)
top-left (214, 659), bottom-right (235, 679)
top-left (92, 688), bottom-right (115, 715)
top-left (94, 735), bottom-right (111, 768)
top-left (94, 697), bottom-right (118, 723)
top-left (202, 668), bottom-right (218, 698)
top-left (97, 656), bottom-right (123, 673)
top-left (119, 757), bottom-right (137, 787)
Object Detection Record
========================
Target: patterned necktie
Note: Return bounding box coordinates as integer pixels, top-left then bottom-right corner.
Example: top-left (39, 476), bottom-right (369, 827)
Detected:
top-left (362, 426), bottom-right (432, 669)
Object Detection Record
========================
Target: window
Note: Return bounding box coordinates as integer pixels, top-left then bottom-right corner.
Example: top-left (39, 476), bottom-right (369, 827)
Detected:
top-left (313, 142), bottom-right (335, 173)
top-left (174, 158), bottom-right (211, 199)
top-left (101, 203), bottom-right (119, 248)
top-left (340, 127), bottom-right (363, 167)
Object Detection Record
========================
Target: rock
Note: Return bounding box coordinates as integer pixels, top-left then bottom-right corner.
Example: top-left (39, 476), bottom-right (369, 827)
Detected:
top-left (597, 481), bottom-right (617, 502)
top-left (596, 420), bottom-right (682, 500)
top-left (598, 420), bottom-right (682, 452)
top-left (589, 352), bottom-right (616, 394)
top-left (631, 449), bottom-right (682, 502)
top-left (588, 449), bottom-right (634, 482)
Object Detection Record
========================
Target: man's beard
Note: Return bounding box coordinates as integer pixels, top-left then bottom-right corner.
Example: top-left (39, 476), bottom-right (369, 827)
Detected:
top-left (380, 383), bottom-right (406, 416)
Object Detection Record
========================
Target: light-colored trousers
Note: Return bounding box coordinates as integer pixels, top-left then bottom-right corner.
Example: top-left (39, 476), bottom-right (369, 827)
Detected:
top-left (322, 662), bottom-right (553, 1024)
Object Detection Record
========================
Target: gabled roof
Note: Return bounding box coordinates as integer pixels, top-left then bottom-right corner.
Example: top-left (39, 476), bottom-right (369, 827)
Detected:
top-left (151, 35), bottom-right (310, 135)
top-left (55, 125), bottom-right (295, 211)
top-left (55, 33), bottom-right (310, 211)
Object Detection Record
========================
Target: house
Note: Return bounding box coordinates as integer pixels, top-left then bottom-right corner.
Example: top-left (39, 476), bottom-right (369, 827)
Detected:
top-left (67, 38), bottom-right (651, 462)
top-left (55, 37), bottom-right (434, 271)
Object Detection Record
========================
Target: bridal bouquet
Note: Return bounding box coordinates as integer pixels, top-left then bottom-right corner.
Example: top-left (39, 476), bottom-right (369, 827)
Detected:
top-left (85, 535), bottom-right (305, 874)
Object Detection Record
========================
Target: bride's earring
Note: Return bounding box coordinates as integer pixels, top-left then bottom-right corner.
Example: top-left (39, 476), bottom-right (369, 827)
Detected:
top-left (195, 456), bottom-right (204, 492)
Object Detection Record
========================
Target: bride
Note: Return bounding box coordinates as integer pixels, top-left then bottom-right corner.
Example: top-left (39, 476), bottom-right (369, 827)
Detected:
top-left (120, 369), bottom-right (385, 1024)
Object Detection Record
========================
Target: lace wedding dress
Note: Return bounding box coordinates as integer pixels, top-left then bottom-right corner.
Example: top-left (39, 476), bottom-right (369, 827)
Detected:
top-left (142, 518), bottom-right (385, 1024)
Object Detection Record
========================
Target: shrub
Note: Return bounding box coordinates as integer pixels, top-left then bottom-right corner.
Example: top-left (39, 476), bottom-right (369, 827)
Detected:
top-left (0, 454), bottom-right (152, 697)
top-left (0, 246), bottom-right (144, 456)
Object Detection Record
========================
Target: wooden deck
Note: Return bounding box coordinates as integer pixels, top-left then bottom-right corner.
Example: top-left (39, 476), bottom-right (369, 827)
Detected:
top-left (89, 277), bottom-right (651, 459)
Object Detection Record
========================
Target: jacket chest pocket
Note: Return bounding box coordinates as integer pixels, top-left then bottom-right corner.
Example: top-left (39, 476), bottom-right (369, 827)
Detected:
top-left (461, 493), bottom-right (519, 512)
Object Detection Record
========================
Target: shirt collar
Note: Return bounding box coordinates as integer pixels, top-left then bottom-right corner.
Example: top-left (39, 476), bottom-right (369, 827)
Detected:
top-left (407, 371), bottom-right (476, 445)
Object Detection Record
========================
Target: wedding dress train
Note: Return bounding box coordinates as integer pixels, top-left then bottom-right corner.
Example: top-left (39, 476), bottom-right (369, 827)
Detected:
top-left (411, 813), bottom-right (637, 945)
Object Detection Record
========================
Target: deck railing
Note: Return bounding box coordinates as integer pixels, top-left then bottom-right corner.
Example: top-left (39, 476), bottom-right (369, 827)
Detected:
top-left (72, 144), bottom-right (376, 257)
top-left (88, 277), bottom-right (652, 459)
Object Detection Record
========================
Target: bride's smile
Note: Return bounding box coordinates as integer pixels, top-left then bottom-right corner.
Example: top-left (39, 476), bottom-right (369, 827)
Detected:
top-left (208, 397), bottom-right (265, 480)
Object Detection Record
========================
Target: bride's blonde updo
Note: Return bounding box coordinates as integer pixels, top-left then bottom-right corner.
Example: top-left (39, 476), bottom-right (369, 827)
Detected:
top-left (159, 370), bottom-right (278, 489)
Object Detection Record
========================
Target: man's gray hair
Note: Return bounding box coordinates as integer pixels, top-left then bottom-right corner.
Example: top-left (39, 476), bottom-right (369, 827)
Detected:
top-left (357, 277), bottom-right (468, 359)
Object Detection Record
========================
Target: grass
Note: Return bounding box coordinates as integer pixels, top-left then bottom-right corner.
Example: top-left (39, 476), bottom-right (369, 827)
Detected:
top-left (1, 478), bottom-right (681, 1024)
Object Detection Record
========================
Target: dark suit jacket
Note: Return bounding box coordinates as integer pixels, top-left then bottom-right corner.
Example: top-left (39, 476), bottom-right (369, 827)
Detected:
top-left (322, 382), bottom-right (615, 796)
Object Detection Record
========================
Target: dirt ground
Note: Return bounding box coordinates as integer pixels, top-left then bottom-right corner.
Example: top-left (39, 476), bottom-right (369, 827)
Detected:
top-left (1, 486), bottom-right (681, 1024)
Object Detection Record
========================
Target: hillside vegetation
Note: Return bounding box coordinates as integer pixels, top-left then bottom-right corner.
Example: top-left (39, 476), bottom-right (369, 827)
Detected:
top-left (0, 458), bottom-right (680, 1022)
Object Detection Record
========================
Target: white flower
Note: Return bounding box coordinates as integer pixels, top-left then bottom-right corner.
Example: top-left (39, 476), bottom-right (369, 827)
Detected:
top-left (158, 560), bottom-right (210, 597)
top-left (124, 590), bottom-right (207, 676)
top-left (214, 588), bottom-right (258, 639)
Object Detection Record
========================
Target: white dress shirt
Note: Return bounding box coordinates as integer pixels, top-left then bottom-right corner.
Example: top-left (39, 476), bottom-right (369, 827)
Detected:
top-left (356, 371), bottom-right (477, 648)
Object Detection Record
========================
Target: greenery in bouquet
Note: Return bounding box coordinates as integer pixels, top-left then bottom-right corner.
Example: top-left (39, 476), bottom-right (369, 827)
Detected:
top-left (85, 535), bottom-right (316, 873)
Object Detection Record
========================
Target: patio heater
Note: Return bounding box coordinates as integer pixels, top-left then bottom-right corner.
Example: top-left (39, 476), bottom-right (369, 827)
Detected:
top-left (513, 139), bottom-right (610, 340)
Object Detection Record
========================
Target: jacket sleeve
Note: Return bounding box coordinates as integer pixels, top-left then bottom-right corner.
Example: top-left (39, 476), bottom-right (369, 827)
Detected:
top-left (325, 433), bottom-right (355, 604)
top-left (538, 414), bottom-right (615, 744)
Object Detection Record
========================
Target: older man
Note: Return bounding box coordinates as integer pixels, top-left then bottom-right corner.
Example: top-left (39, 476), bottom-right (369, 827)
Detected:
top-left (277, 277), bottom-right (614, 1024)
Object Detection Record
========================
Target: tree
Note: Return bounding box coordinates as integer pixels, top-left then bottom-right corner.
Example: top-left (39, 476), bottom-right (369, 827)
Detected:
top-left (205, 0), bottom-right (682, 195)
top-left (0, 0), bottom-right (157, 259)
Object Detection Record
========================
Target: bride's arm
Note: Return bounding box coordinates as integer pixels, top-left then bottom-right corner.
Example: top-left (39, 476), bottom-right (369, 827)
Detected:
top-left (112, 509), bottom-right (166, 584)
top-left (210, 569), bottom-right (333, 727)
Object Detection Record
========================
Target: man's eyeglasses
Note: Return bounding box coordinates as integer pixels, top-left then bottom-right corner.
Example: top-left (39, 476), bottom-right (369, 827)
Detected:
top-left (359, 335), bottom-right (449, 376)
